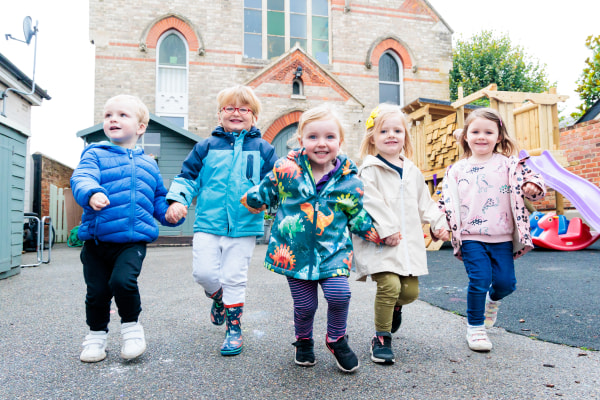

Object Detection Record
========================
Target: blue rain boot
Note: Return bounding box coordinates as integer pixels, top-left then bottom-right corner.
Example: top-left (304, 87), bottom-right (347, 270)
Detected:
top-left (206, 288), bottom-right (225, 326)
top-left (220, 306), bottom-right (243, 356)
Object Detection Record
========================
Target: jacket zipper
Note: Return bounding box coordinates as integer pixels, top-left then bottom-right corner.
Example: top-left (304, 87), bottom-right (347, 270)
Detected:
top-left (129, 150), bottom-right (135, 239)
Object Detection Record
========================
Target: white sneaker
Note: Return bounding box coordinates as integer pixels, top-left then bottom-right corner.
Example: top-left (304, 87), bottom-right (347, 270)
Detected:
top-left (80, 331), bottom-right (108, 362)
top-left (466, 325), bottom-right (493, 351)
top-left (484, 293), bottom-right (501, 329)
top-left (120, 322), bottom-right (146, 360)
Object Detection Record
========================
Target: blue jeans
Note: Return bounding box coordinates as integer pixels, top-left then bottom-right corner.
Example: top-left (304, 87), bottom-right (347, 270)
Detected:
top-left (461, 240), bottom-right (516, 326)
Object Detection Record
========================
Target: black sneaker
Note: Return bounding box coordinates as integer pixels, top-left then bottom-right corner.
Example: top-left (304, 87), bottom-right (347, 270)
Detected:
top-left (326, 335), bottom-right (359, 373)
top-left (391, 306), bottom-right (403, 333)
top-left (370, 331), bottom-right (395, 364)
top-left (292, 339), bottom-right (316, 367)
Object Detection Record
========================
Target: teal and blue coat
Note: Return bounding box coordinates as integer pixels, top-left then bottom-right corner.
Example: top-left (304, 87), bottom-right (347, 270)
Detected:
top-left (166, 126), bottom-right (278, 237)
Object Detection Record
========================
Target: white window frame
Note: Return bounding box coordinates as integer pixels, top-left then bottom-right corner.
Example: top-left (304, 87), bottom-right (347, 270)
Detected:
top-left (379, 50), bottom-right (404, 106)
top-left (155, 29), bottom-right (189, 129)
top-left (138, 131), bottom-right (161, 160)
top-left (244, 0), bottom-right (331, 63)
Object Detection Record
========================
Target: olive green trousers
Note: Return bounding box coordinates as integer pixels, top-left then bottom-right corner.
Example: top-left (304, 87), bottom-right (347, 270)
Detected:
top-left (372, 272), bottom-right (419, 332)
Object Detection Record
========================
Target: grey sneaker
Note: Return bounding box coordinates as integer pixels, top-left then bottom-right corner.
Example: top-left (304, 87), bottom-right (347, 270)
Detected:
top-left (370, 331), bottom-right (395, 364)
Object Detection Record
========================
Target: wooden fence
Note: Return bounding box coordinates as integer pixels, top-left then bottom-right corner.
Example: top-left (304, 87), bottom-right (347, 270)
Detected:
top-left (49, 184), bottom-right (68, 243)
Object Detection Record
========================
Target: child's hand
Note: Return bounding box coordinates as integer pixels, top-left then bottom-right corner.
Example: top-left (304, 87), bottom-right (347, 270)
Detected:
top-left (240, 194), bottom-right (267, 214)
top-left (89, 193), bottom-right (110, 211)
top-left (166, 202), bottom-right (187, 223)
top-left (522, 182), bottom-right (542, 197)
top-left (433, 228), bottom-right (450, 242)
top-left (383, 232), bottom-right (402, 246)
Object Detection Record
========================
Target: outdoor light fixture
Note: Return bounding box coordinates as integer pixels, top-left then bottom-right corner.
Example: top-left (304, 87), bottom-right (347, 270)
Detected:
top-left (295, 65), bottom-right (303, 78)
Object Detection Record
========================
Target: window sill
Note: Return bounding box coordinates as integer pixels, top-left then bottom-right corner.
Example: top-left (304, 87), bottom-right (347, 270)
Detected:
top-left (291, 95), bottom-right (306, 100)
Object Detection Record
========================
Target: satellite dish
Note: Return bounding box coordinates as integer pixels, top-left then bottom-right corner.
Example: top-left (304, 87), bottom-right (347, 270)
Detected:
top-left (23, 16), bottom-right (35, 45)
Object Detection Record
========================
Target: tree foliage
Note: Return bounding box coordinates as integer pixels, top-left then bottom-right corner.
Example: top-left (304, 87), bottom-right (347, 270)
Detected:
top-left (571, 35), bottom-right (600, 119)
top-left (450, 30), bottom-right (551, 104)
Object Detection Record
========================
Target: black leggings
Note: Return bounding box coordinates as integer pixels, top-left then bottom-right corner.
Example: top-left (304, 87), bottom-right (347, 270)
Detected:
top-left (81, 240), bottom-right (147, 331)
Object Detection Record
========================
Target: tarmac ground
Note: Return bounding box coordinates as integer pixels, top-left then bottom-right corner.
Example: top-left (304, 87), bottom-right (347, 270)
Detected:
top-left (1, 243), bottom-right (599, 399)
top-left (421, 240), bottom-right (600, 350)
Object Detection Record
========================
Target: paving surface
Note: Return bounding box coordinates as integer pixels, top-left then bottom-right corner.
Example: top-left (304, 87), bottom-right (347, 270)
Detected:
top-left (421, 241), bottom-right (600, 350)
top-left (1, 244), bottom-right (599, 399)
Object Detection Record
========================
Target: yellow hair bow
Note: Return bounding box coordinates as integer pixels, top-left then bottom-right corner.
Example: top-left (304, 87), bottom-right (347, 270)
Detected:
top-left (365, 106), bottom-right (380, 129)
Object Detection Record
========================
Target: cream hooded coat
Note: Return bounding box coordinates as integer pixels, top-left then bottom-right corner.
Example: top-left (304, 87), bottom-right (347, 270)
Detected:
top-left (353, 155), bottom-right (449, 281)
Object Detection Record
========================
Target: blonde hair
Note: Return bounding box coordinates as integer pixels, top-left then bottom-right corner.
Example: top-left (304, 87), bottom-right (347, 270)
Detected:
top-left (216, 85), bottom-right (262, 121)
top-left (359, 103), bottom-right (413, 159)
top-left (104, 94), bottom-right (149, 126)
top-left (459, 107), bottom-right (518, 158)
top-left (296, 105), bottom-right (345, 145)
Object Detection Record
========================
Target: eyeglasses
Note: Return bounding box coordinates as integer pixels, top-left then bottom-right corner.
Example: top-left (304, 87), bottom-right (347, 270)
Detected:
top-left (222, 106), bottom-right (253, 115)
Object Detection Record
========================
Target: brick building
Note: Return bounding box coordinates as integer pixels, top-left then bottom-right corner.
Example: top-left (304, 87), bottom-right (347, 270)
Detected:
top-left (89, 0), bottom-right (453, 160)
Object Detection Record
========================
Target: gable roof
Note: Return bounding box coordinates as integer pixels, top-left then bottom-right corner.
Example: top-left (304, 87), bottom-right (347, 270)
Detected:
top-left (76, 113), bottom-right (201, 142)
top-left (244, 45), bottom-right (364, 107)
top-left (576, 99), bottom-right (600, 124)
top-left (420, 0), bottom-right (454, 33)
top-left (0, 52), bottom-right (51, 101)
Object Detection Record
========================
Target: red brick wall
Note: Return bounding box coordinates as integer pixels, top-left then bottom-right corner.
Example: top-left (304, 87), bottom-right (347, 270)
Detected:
top-left (530, 119), bottom-right (600, 211)
top-left (39, 154), bottom-right (74, 218)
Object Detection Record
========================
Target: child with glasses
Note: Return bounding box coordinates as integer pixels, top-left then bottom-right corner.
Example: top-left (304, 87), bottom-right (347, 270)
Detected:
top-left (165, 85), bottom-right (278, 356)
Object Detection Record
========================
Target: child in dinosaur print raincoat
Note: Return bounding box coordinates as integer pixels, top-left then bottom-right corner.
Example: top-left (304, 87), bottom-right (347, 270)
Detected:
top-left (241, 105), bottom-right (386, 373)
top-left (244, 148), bottom-right (380, 280)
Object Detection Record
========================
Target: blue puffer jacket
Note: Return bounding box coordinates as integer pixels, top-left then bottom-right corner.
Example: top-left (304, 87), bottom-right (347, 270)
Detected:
top-left (71, 141), bottom-right (182, 243)
top-left (166, 126), bottom-right (278, 237)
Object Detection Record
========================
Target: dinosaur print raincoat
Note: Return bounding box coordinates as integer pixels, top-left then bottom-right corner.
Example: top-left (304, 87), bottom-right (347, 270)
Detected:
top-left (243, 149), bottom-right (382, 281)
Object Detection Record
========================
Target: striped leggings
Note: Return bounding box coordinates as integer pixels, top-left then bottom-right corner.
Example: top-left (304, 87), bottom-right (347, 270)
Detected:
top-left (286, 276), bottom-right (351, 341)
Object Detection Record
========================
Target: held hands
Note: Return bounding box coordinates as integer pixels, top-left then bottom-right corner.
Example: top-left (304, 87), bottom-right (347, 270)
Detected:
top-left (522, 182), bottom-right (543, 197)
top-left (433, 227), bottom-right (451, 242)
top-left (165, 202), bottom-right (188, 224)
top-left (89, 193), bottom-right (110, 211)
top-left (240, 194), bottom-right (267, 214)
top-left (383, 232), bottom-right (402, 247)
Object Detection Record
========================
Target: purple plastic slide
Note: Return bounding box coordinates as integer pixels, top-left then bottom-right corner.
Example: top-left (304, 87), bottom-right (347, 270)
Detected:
top-left (520, 149), bottom-right (600, 233)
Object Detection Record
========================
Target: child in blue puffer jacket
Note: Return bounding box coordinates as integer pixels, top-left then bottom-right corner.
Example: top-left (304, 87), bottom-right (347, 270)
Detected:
top-left (71, 94), bottom-right (183, 363)
top-left (165, 85), bottom-right (278, 356)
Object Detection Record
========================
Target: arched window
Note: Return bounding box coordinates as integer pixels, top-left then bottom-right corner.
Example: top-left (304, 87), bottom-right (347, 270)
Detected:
top-left (156, 30), bottom-right (189, 128)
top-left (292, 78), bottom-right (303, 96)
top-left (271, 123), bottom-right (298, 157)
top-left (379, 51), bottom-right (403, 105)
